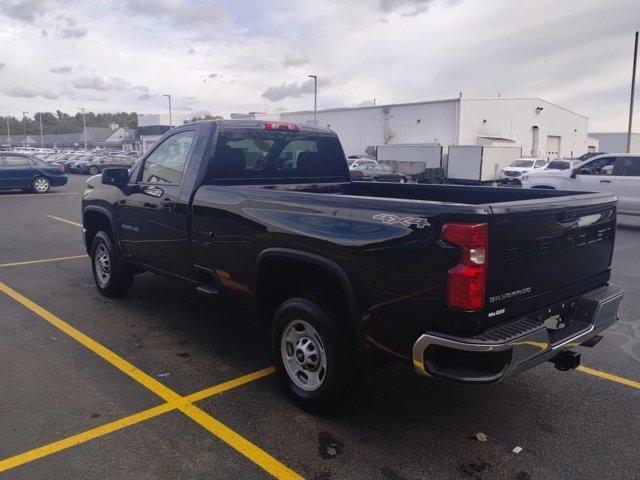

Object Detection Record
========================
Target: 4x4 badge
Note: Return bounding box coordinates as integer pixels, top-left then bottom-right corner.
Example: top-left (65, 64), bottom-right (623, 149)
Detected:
top-left (373, 214), bottom-right (430, 229)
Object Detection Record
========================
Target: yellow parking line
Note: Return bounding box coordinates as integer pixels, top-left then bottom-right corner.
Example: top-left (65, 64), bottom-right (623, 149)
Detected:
top-left (0, 283), bottom-right (300, 479)
top-left (46, 215), bottom-right (83, 228)
top-left (0, 255), bottom-right (87, 269)
top-left (577, 365), bottom-right (640, 390)
top-left (0, 368), bottom-right (274, 473)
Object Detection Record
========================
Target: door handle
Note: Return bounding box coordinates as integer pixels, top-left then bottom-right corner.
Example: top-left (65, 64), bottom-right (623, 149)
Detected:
top-left (599, 179), bottom-right (612, 183)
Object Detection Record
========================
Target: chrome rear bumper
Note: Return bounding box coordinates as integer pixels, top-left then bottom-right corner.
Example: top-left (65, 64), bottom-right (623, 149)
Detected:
top-left (412, 285), bottom-right (623, 383)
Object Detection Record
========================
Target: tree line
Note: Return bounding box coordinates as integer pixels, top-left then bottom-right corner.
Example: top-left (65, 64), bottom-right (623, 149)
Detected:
top-left (0, 111), bottom-right (138, 136)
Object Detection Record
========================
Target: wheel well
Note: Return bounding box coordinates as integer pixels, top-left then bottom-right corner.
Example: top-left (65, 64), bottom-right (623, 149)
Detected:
top-left (531, 185), bottom-right (556, 189)
top-left (83, 211), bottom-right (112, 254)
top-left (256, 256), bottom-right (355, 333)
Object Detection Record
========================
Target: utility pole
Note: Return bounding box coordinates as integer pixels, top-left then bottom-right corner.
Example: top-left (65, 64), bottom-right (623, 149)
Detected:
top-left (22, 111), bottom-right (28, 148)
top-left (627, 31), bottom-right (638, 153)
top-left (38, 113), bottom-right (44, 148)
top-left (308, 75), bottom-right (317, 126)
top-left (163, 94), bottom-right (172, 129)
top-left (6, 117), bottom-right (11, 148)
top-left (79, 107), bottom-right (87, 150)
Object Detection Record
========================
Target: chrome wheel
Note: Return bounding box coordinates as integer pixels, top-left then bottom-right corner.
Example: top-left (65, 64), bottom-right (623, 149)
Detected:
top-left (33, 177), bottom-right (50, 193)
top-left (281, 319), bottom-right (327, 391)
top-left (400, 178), bottom-right (407, 183)
top-left (94, 243), bottom-right (111, 288)
top-left (89, 166), bottom-right (99, 175)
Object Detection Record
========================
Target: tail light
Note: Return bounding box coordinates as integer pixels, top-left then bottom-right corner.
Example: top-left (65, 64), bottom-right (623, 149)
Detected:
top-left (57, 164), bottom-right (65, 173)
top-left (264, 121), bottom-right (300, 132)
top-left (441, 222), bottom-right (488, 311)
top-left (352, 170), bottom-right (364, 177)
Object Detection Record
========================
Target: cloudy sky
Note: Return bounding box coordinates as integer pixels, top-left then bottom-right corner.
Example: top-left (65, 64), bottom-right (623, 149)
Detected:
top-left (0, 0), bottom-right (639, 130)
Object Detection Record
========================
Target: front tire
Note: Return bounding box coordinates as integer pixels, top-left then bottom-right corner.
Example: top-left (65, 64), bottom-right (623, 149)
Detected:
top-left (88, 166), bottom-right (99, 175)
top-left (91, 231), bottom-right (133, 297)
top-left (31, 176), bottom-right (51, 194)
top-left (271, 295), bottom-right (359, 412)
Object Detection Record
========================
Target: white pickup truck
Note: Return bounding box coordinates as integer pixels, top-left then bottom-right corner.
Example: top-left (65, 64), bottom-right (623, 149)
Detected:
top-left (522, 153), bottom-right (640, 216)
top-left (500, 158), bottom-right (547, 183)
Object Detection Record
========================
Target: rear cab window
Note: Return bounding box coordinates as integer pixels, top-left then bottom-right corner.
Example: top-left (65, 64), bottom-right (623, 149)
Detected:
top-left (205, 125), bottom-right (349, 183)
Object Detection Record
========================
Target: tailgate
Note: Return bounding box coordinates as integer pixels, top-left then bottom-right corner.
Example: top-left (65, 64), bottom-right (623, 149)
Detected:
top-left (483, 193), bottom-right (617, 327)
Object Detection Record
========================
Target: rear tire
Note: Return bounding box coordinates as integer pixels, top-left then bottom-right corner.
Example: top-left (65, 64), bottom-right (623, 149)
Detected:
top-left (31, 176), bottom-right (51, 194)
top-left (88, 166), bottom-right (99, 175)
top-left (91, 231), bottom-right (133, 297)
top-left (271, 294), bottom-right (360, 412)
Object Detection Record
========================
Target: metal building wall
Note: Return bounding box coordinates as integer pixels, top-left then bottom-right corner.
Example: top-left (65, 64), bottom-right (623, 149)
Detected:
top-left (280, 100), bottom-right (458, 156)
top-left (458, 99), bottom-right (590, 158)
top-left (589, 132), bottom-right (640, 153)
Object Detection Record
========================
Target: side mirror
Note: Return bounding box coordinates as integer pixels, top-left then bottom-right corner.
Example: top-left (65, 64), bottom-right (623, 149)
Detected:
top-left (101, 167), bottom-right (130, 188)
top-left (570, 168), bottom-right (577, 179)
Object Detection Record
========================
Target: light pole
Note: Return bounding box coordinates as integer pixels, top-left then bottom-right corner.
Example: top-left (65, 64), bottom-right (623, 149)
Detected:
top-left (6, 117), bottom-right (11, 148)
top-left (38, 112), bottom-right (44, 148)
top-left (163, 94), bottom-right (172, 129)
top-left (308, 75), bottom-right (317, 126)
top-left (22, 111), bottom-right (28, 148)
top-left (79, 107), bottom-right (87, 150)
top-left (627, 31), bottom-right (638, 153)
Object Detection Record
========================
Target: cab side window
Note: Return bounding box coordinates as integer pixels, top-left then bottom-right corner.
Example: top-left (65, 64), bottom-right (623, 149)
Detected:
top-left (580, 157), bottom-right (616, 175)
top-left (139, 130), bottom-right (196, 184)
top-left (612, 157), bottom-right (640, 177)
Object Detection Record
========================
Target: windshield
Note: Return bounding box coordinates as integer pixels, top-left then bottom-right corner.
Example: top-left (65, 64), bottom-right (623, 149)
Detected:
top-left (546, 160), bottom-right (571, 170)
top-left (510, 160), bottom-right (534, 167)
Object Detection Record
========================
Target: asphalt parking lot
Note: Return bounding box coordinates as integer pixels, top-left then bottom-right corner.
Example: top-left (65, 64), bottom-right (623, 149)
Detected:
top-left (0, 175), bottom-right (638, 480)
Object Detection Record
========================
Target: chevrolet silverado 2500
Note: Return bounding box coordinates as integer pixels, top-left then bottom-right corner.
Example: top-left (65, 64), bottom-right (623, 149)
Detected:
top-left (82, 120), bottom-right (623, 410)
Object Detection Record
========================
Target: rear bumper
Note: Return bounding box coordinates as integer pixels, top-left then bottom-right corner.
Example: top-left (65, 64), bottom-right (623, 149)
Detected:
top-left (50, 176), bottom-right (68, 187)
top-left (412, 284), bottom-right (623, 384)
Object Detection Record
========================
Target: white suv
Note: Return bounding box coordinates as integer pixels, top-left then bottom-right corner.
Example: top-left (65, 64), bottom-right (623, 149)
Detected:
top-left (501, 158), bottom-right (547, 183)
top-left (522, 153), bottom-right (640, 216)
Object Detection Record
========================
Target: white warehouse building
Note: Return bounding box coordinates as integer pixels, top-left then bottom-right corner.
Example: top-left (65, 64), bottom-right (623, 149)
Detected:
top-left (247, 98), bottom-right (596, 159)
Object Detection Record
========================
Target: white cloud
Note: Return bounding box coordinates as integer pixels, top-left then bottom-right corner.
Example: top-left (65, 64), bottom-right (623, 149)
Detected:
top-left (283, 53), bottom-right (310, 67)
top-left (0, 0), bottom-right (637, 131)
top-left (4, 86), bottom-right (58, 99)
top-left (0, 0), bottom-right (46, 22)
top-left (262, 77), bottom-right (330, 102)
top-left (50, 66), bottom-right (71, 74)
top-left (72, 76), bottom-right (129, 91)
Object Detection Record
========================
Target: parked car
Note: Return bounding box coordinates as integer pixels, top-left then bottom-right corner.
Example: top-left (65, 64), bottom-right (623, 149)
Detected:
top-left (67, 154), bottom-right (98, 173)
top-left (77, 155), bottom-right (134, 175)
top-left (351, 164), bottom-right (409, 183)
top-left (82, 120), bottom-right (622, 410)
top-left (522, 153), bottom-right (640, 216)
top-left (0, 152), bottom-right (67, 193)
top-left (500, 158), bottom-right (547, 183)
top-left (347, 156), bottom-right (377, 169)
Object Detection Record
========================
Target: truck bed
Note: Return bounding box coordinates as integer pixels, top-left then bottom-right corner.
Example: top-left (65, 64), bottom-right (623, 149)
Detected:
top-left (265, 181), bottom-right (607, 207)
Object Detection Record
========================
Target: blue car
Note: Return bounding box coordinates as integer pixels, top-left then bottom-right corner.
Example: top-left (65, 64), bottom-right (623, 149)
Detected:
top-left (0, 153), bottom-right (68, 193)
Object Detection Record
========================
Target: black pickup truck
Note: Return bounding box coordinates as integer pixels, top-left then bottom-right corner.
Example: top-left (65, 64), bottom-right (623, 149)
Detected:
top-left (82, 120), bottom-right (623, 410)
